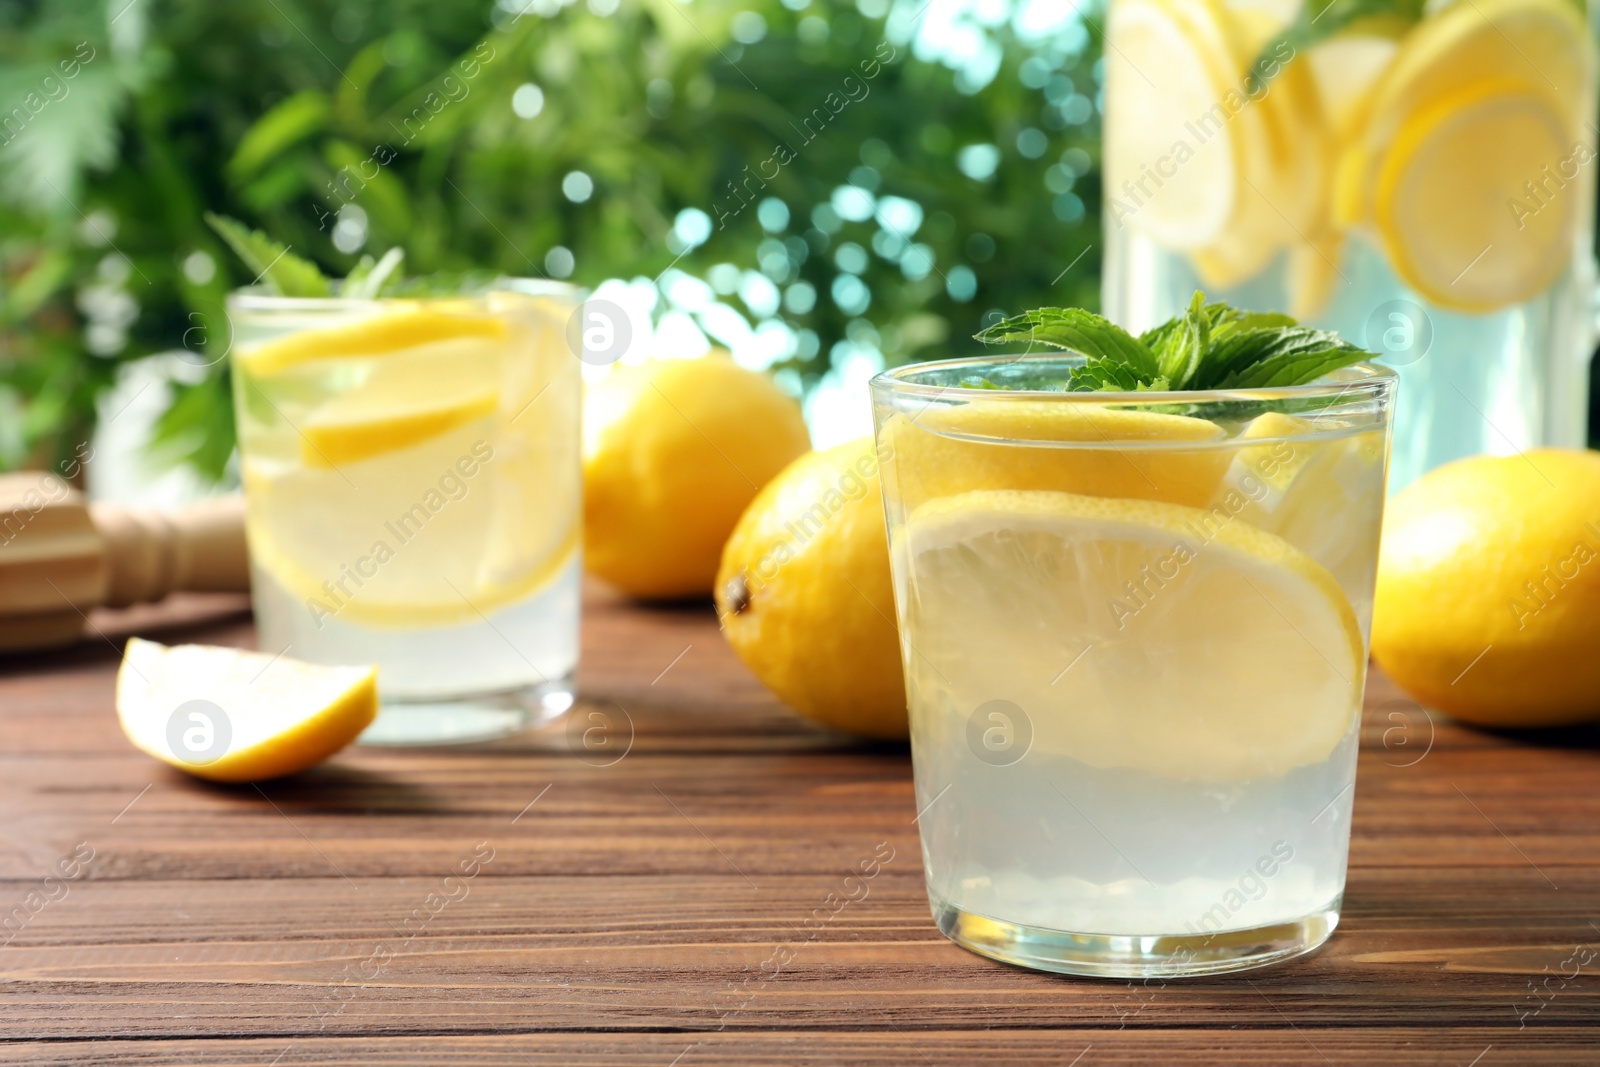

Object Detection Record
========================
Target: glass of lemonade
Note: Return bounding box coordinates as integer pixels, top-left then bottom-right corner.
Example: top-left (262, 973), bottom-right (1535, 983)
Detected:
top-left (1100, 0), bottom-right (1596, 492)
top-left (871, 354), bottom-right (1395, 977)
top-left (228, 281), bottom-right (582, 744)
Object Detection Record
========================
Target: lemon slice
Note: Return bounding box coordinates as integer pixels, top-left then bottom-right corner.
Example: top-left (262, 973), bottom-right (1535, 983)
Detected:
top-left (117, 638), bottom-right (377, 782)
top-left (882, 401), bottom-right (1229, 509)
top-left (299, 339), bottom-right (502, 468)
top-left (1215, 412), bottom-right (1387, 614)
top-left (1334, 0), bottom-right (1592, 306)
top-left (238, 305), bottom-right (508, 376)
top-left (1104, 0), bottom-right (1243, 249)
top-left (902, 489), bottom-right (1363, 781)
top-left (1374, 79), bottom-right (1575, 311)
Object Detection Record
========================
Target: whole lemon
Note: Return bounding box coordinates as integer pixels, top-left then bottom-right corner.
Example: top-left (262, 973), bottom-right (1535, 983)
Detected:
top-left (584, 355), bottom-right (810, 599)
top-left (1372, 448), bottom-right (1600, 728)
top-left (715, 438), bottom-right (907, 739)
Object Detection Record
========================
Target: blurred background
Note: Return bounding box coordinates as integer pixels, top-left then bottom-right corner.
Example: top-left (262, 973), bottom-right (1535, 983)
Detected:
top-left (1, 0), bottom-right (1112, 504)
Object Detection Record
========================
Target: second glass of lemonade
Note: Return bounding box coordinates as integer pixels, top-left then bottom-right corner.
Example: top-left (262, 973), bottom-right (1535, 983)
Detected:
top-left (228, 282), bottom-right (582, 744)
top-left (871, 355), bottom-right (1395, 977)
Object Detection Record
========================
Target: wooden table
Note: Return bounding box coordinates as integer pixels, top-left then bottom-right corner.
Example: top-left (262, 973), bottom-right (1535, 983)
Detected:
top-left (2, 585), bottom-right (1598, 1065)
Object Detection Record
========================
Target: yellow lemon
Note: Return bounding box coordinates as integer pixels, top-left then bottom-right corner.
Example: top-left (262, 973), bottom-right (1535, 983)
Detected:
top-left (903, 490), bottom-right (1363, 781)
top-left (716, 438), bottom-right (906, 740)
top-left (584, 355), bottom-right (810, 599)
top-left (117, 638), bottom-right (377, 782)
top-left (880, 400), bottom-right (1229, 510)
top-left (1372, 449), bottom-right (1600, 728)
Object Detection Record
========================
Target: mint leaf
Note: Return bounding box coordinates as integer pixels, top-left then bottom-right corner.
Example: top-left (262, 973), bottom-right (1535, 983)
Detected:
top-left (975, 291), bottom-right (1375, 393)
top-left (343, 246), bottom-right (405, 299)
top-left (1209, 329), bottom-right (1370, 389)
top-left (975, 307), bottom-right (1160, 379)
top-left (1149, 291), bottom-right (1209, 389)
top-left (204, 212), bottom-right (330, 297)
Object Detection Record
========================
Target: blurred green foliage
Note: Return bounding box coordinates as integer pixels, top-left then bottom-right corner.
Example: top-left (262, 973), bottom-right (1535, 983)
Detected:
top-left (0, 0), bottom-right (1105, 480)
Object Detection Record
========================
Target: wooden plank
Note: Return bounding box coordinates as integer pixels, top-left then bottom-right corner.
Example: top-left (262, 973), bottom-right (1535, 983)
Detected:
top-left (0, 583), bottom-right (1597, 1059)
top-left (4, 1029), bottom-right (1597, 1067)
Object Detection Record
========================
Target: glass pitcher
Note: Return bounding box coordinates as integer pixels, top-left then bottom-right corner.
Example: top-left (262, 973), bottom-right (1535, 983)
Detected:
top-left (1101, 0), bottom-right (1598, 491)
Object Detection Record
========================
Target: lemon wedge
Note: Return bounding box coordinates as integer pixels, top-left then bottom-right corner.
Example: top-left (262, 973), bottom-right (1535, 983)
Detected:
top-left (902, 490), bottom-right (1363, 781)
top-left (237, 305), bottom-right (507, 376)
top-left (299, 339), bottom-right (502, 469)
top-left (882, 401), bottom-right (1229, 509)
top-left (117, 638), bottom-right (377, 782)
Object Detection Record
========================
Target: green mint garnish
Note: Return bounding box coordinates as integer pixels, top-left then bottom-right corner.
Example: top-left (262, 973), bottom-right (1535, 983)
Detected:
top-left (204, 213), bottom-right (331, 298)
top-left (973, 291), bottom-right (1372, 392)
top-left (205, 213), bottom-right (415, 299)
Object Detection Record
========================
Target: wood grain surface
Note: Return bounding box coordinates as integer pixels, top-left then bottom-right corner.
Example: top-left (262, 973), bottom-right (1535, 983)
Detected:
top-left (1, 584), bottom-right (1597, 1065)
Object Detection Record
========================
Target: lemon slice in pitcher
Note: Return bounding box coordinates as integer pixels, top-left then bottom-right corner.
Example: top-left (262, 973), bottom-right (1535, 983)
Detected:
top-left (903, 490), bottom-right (1363, 782)
top-left (1336, 0), bottom-right (1591, 309)
top-left (1374, 80), bottom-right (1575, 311)
top-left (1103, 0), bottom-right (1245, 249)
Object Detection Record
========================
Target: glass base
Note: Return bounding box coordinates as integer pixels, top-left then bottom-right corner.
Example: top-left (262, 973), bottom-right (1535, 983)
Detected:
top-left (931, 893), bottom-right (1340, 978)
top-left (358, 673), bottom-right (575, 746)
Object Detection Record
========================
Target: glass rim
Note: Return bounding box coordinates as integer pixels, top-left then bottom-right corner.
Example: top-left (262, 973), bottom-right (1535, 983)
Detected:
top-left (869, 352), bottom-right (1396, 406)
top-left (226, 277), bottom-right (582, 313)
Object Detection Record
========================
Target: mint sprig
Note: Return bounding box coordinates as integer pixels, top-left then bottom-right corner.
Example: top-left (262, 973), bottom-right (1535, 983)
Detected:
top-left (204, 213), bottom-right (410, 298)
top-left (973, 291), bottom-right (1372, 392)
top-left (204, 213), bottom-right (331, 298)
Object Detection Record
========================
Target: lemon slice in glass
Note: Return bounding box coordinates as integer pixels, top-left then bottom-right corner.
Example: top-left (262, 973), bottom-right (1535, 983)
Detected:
top-left (117, 638), bottom-right (376, 782)
top-left (299, 339), bottom-right (502, 469)
top-left (902, 489), bottom-right (1363, 782)
top-left (883, 401), bottom-right (1229, 509)
top-left (237, 305), bottom-right (507, 376)
top-left (1215, 412), bottom-right (1387, 621)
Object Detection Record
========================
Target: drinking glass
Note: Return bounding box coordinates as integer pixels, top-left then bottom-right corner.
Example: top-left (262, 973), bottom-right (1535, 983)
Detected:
top-left (227, 281), bottom-right (582, 744)
top-left (1100, 0), bottom-right (1596, 492)
top-left (871, 354), bottom-right (1395, 976)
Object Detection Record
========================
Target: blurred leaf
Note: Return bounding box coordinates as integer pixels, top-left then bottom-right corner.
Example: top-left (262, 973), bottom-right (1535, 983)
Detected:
top-left (0, 63), bottom-right (128, 210)
top-left (343, 246), bottom-right (404, 298)
top-left (150, 366), bottom-right (235, 481)
top-left (226, 89), bottom-right (328, 183)
top-left (204, 211), bottom-right (330, 296)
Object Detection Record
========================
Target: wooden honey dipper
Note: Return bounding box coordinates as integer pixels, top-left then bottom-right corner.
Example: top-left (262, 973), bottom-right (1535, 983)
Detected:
top-left (0, 472), bottom-right (251, 652)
